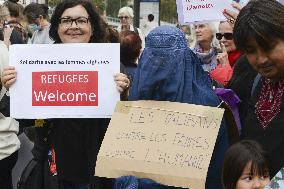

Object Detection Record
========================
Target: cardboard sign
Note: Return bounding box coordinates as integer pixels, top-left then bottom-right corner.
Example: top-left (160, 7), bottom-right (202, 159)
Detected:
top-left (9, 44), bottom-right (120, 119)
top-left (95, 101), bottom-right (224, 189)
top-left (176, 0), bottom-right (232, 24)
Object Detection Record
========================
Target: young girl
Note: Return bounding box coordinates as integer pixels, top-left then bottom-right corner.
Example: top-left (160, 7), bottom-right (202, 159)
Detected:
top-left (222, 140), bottom-right (270, 189)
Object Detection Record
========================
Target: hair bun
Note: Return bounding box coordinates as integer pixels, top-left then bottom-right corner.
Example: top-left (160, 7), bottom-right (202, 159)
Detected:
top-left (8, 0), bottom-right (20, 3)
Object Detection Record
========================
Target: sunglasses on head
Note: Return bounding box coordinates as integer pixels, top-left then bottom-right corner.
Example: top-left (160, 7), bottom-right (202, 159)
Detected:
top-left (118, 16), bottom-right (129, 20)
top-left (216, 33), bottom-right (233, 40)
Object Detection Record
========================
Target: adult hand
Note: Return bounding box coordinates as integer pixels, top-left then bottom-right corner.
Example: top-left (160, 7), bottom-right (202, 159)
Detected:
top-left (217, 43), bottom-right (230, 66)
top-left (223, 1), bottom-right (242, 27)
top-left (1, 66), bottom-right (17, 89)
top-left (114, 73), bottom-right (130, 94)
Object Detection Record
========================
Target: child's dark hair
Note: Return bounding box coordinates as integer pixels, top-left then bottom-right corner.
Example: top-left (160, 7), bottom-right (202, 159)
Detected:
top-left (222, 140), bottom-right (269, 189)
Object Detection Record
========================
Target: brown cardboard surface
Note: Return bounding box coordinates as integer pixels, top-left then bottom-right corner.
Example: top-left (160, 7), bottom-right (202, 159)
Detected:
top-left (95, 100), bottom-right (224, 189)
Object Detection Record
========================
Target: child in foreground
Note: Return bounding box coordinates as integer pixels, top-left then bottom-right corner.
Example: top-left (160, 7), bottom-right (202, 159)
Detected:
top-left (222, 140), bottom-right (270, 189)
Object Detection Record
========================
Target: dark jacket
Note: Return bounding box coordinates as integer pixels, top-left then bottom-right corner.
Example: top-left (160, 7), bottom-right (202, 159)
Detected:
top-left (244, 80), bottom-right (284, 177)
top-left (50, 118), bottom-right (110, 183)
top-left (227, 55), bottom-right (257, 128)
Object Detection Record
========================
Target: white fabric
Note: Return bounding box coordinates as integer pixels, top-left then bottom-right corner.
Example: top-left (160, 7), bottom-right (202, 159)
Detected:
top-left (0, 114), bottom-right (20, 160)
top-left (0, 41), bottom-right (9, 100)
top-left (0, 43), bottom-right (20, 160)
top-left (142, 21), bottom-right (158, 37)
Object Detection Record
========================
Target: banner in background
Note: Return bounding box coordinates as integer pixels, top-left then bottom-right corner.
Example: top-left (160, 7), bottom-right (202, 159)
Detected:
top-left (176, 0), bottom-right (232, 24)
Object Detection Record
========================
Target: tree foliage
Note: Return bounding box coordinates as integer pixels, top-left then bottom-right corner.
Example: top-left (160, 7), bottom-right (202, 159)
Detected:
top-left (106, 0), bottom-right (129, 17)
top-left (47, 0), bottom-right (177, 23)
top-left (92, 0), bottom-right (106, 15)
top-left (160, 0), bottom-right (177, 23)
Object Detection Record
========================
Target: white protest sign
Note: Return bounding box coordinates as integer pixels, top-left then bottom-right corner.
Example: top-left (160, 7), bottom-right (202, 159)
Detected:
top-left (10, 43), bottom-right (120, 119)
top-left (176, 0), bottom-right (232, 24)
top-left (95, 101), bottom-right (224, 189)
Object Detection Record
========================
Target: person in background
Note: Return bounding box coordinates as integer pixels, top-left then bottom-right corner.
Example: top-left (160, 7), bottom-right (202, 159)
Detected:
top-left (192, 22), bottom-right (221, 73)
top-left (120, 30), bottom-right (142, 84)
top-left (142, 14), bottom-right (158, 36)
top-left (0, 12), bottom-right (20, 189)
top-left (210, 21), bottom-right (242, 86)
top-left (2, 0), bottom-right (130, 188)
top-left (222, 140), bottom-right (270, 189)
top-left (117, 6), bottom-right (143, 46)
top-left (23, 3), bottom-right (53, 44)
top-left (225, 0), bottom-right (284, 178)
top-left (124, 25), bottom-right (229, 189)
top-left (3, 0), bottom-right (27, 44)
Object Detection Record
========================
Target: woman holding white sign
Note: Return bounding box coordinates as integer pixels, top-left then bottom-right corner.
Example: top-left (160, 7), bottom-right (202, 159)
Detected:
top-left (2, 0), bottom-right (130, 188)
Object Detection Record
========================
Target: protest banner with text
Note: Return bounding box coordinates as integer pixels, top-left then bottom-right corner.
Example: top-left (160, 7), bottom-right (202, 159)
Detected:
top-left (9, 44), bottom-right (120, 118)
top-left (95, 101), bottom-right (224, 189)
top-left (176, 0), bottom-right (232, 24)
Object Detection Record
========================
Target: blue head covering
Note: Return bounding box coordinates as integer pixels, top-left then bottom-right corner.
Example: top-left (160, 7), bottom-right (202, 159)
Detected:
top-left (122, 26), bottom-right (228, 189)
top-left (129, 25), bottom-right (219, 107)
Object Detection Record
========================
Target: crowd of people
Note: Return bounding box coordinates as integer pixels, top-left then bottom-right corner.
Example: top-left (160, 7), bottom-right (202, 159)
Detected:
top-left (1, 0), bottom-right (284, 189)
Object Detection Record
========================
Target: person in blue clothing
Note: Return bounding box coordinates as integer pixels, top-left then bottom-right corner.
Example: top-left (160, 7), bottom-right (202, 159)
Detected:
top-left (114, 25), bottom-right (229, 189)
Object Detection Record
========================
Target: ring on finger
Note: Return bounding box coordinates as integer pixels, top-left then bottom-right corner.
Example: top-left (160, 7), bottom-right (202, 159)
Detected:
top-left (229, 18), bottom-right (235, 24)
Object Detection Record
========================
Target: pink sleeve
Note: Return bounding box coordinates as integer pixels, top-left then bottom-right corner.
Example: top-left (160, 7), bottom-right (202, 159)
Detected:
top-left (210, 63), bottom-right (233, 86)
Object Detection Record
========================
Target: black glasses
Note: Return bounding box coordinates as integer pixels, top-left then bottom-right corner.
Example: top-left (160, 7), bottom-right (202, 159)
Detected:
top-left (118, 16), bottom-right (129, 20)
top-left (216, 33), bottom-right (233, 40)
top-left (59, 17), bottom-right (89, 28)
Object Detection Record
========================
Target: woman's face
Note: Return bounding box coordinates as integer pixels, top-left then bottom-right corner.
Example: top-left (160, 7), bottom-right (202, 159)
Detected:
top-left (236, 162), bottom-right (270, 189)
top-left (119, 12), bottom-right (132, 29)
top-left (246, 39), bottom-right (284, 79)
top-left (195, 24), bottom-right (213, 43)
top-left (58, 5), bottom-right (92, 43)
top-left (218, 22), bottom-right (236, 52)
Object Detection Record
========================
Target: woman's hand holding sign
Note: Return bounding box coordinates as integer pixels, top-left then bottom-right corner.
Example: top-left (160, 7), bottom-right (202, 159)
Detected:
top-left (114, 73), bottom-right (130, 94)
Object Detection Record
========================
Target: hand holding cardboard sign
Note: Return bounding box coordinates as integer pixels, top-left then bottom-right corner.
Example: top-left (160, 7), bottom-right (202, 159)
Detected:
top-left (114, 73), bottom-right (130, 94)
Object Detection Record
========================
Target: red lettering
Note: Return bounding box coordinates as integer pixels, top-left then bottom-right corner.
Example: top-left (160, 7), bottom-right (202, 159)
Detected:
top-left (186, 3), bottom-right (214, 11)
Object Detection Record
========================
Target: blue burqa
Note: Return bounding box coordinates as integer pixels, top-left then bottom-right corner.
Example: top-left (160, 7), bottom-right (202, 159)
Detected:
top-left (115, 26), bottom-right (229, 189)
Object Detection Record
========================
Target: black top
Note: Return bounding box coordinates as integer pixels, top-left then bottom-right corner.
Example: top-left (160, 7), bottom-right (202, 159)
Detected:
top-left (10, 29), bottom-right (25, 44)
top-left (243, 81), bottom-right (284, 177)
top-left (50, 118), bottom-right (110, 183)
top-left (227, 55), bottom-right (257, 126)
